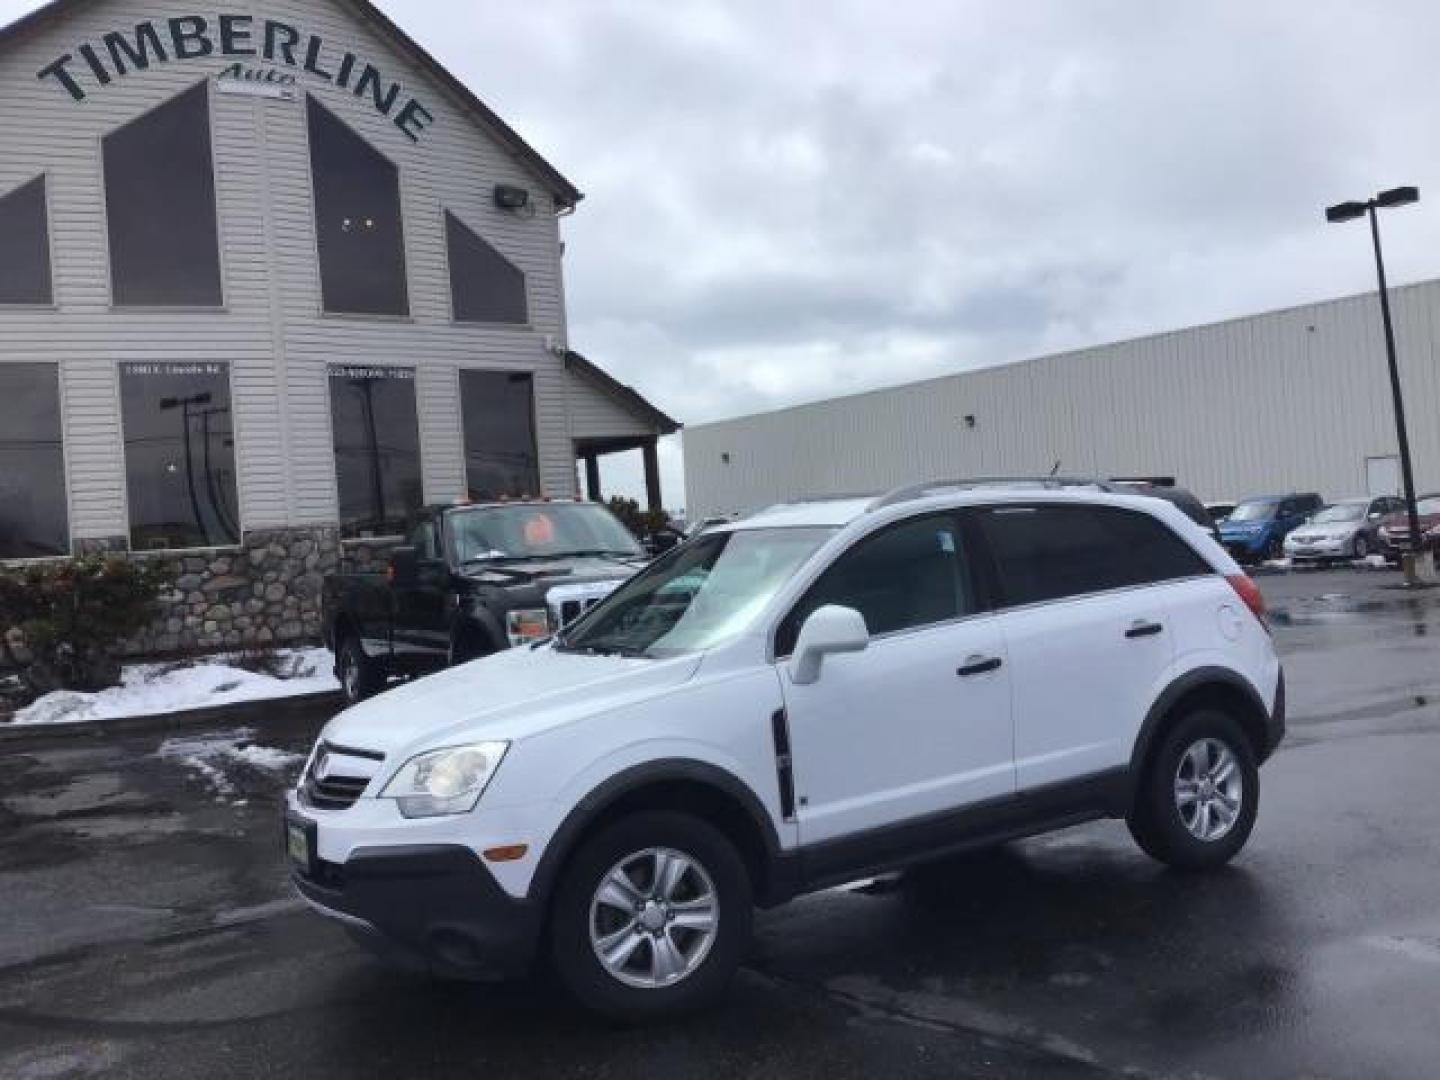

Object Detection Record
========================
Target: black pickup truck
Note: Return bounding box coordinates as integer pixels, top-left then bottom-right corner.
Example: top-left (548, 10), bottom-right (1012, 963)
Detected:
top-left (322, 500), bottom-right (649, 704)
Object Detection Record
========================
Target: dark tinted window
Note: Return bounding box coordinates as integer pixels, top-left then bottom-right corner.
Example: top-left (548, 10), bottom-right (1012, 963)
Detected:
top-left (408, 519), bottom-right (439, 560)
top-left (978, 505), bottom-right (1209, 607)
top-left (777, 515), bottom-right (970, 655)
top-left (308, 96), bottom-right (408, 317)
top-left (328, 365), bottom-right (424, 539)
top-left (459, 370), bottom-right (539, 499)
top-left (120, 362), bottom-right (239, 550)
top-left (0, 176), bottom-right (53, 305)
top-left (0, 363), bottom-right (68, 558)
top-left (447, 211), bottom-right (527, 324)
top-left (104, 82), bottom-right (223, 307)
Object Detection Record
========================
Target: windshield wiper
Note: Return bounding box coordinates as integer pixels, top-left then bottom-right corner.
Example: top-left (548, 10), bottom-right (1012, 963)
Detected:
top-left (553, 549), bottom-right (644, 560)
top-left (461, 553), bottom-right (561, 567)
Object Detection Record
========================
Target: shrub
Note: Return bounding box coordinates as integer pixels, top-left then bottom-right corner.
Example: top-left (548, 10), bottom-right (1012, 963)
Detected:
top-left (0, 557), bottom-right (174, 698)
top-left (606, 496), bottom-right (671, 541)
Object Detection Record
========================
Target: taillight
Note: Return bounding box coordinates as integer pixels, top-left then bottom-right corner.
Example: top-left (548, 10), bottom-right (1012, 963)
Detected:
top-left (1226, 573), bottom-right (1267, 624)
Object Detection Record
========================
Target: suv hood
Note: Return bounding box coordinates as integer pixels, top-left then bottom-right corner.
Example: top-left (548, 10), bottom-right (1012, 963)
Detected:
top-left (1379, 511), bottom-right (1440, 532)
top-left (319, 645), bottom-right (702, 759)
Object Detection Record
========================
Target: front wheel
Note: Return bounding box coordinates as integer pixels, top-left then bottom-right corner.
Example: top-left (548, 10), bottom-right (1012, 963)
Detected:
top-left (1128, 709), bottom-right (1259, 870)
top-left (337, 635), bottom-right (382, 706)
top-left (550, 811), bottom-right (752, 1020)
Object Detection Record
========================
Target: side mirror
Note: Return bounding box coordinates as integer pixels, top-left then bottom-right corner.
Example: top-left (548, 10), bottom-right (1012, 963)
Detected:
top-left (1370, 512), bottom-right (1383, 521)
top-left (789, 605), bottom-right (870, 686)
top-left (388, 546), bottom-right (419, 588)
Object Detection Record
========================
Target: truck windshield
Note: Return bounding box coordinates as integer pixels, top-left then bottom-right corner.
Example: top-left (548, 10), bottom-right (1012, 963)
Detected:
top-left (561, 527), bottom-right (836, 658)
top-left (451, 504), bottom-right (643, 562)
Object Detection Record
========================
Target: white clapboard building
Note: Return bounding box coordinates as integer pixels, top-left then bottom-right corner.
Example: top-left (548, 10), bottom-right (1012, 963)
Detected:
top-left (0, 0), bottom-right (677, 650)
top-left (684, 280), bottom-right (1440, 520)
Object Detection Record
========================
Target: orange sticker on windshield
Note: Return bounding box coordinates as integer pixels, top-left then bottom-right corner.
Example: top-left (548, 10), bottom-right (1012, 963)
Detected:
top-left (523, 513), bottom-right (556, 545)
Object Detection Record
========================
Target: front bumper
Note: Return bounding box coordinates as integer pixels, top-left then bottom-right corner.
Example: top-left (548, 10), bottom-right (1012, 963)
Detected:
top-left (288, 820), bottom-right (541, 980)
top-left (1221, 534), bottom-right (1267, 560)
top-left (1283, 536), bottom-right (1349, 560)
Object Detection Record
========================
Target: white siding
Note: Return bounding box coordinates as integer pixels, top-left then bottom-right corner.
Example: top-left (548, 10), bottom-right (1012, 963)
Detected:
top-left (684, 280), bottom-right (1440, 518)
top-left (567, 369), bottom-right (657, 441)
top-left (0, 0), bottom-right (577, 545)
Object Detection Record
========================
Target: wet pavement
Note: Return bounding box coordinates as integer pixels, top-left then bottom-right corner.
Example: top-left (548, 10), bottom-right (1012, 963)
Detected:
top-left (2, 567), bottom-right (1439, 1079)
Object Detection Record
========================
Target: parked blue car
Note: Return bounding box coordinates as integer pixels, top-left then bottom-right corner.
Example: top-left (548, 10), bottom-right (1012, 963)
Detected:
top-left (1217, 493), bottom-right (1324, 563)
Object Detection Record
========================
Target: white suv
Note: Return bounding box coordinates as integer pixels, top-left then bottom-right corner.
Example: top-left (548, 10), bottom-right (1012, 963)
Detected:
top-left (286, 484), bottom-right (1284, 1018)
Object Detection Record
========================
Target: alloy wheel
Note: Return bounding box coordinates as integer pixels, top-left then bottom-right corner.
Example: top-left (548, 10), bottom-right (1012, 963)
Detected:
top-left (589, 847), bottom-right (719, 989)
top-left (1174, 738), bottom-right (1244, 842)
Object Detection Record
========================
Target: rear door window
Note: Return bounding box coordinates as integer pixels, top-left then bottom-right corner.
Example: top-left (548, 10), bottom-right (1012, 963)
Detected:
top-left (976, 505), bottom-right (1210, 608)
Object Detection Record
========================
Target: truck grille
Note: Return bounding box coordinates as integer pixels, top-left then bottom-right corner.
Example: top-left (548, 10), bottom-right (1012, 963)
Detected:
top-left (300, 741), bottom-right (384, 811)
top-left (546, 580), bottom-right (625, 631)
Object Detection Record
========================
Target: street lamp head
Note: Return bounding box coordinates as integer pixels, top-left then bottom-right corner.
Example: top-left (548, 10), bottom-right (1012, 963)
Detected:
top-left (1325, 201), bottom-right (1368, 224)
top-left (1375, 185), bottom-right (1419, 208)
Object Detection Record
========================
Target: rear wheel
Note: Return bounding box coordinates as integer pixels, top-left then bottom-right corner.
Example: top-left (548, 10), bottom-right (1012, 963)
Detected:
top-left (1353, 535), bottom-right (1370, 561)
top-left (1128, 709), bottom-right (1259, 870)
top-left (337, 634), bottom-right (381, 705)
top-left (549, 811), bottom-right (752, 1020)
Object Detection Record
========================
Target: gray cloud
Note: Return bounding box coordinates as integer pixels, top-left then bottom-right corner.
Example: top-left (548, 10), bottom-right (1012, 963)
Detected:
top-left (6, 0), bottom-right (1440, 508)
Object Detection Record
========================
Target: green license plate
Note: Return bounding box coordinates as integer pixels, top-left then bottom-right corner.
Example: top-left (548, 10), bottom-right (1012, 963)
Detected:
top-left (287, 823), bottom-right (311, 869)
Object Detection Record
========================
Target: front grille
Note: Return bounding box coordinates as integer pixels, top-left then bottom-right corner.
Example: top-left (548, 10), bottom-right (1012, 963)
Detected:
top-left (546, 580), bottom-right (624, 632)
top-left (560, 597), bottom-right (603, 628)
top-left (303, 775), bottom-right (368, 809)
top-left (299, 741), bottom-right (383, 811)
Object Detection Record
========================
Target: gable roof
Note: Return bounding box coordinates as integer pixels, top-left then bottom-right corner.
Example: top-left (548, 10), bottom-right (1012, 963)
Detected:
top-left (566, 351), bottom-right (681, 435)
top-left (0, 0), bottom-right (583, 208)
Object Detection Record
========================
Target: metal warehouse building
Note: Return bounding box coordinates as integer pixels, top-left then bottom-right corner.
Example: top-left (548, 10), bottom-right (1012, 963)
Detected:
top-left (0, 0), bottom-right (677, 652)
top-left (684, 279), bottom-right (1440, 520)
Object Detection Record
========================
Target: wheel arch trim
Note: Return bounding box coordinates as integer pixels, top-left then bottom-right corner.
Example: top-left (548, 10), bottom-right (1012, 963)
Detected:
top-left (1130, 666), bottom-right (1272, 779)
top-left (526, 759), bottom-right (783, 908)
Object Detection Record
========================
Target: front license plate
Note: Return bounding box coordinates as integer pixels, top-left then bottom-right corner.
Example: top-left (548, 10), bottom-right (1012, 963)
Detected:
top-left (287, 822), bottom-right (311, 870)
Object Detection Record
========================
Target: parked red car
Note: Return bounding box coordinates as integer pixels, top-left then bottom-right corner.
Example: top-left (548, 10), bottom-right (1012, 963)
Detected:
top-left (1375, 494), bottom-right (1440, 562)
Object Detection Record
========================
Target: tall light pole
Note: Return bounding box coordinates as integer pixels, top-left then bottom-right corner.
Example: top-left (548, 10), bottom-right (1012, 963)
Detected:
top-left (1325, 185), bottom-right (1432, 585)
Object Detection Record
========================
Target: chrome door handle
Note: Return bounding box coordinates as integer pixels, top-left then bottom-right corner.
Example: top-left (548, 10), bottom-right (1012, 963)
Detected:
top-left (957, 655), bottom-right (1003, 677)
top-left (1126, 621), bottom-right (1164, 639)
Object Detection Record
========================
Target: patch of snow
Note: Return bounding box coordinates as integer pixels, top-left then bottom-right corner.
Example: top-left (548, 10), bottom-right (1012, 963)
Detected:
top-left (1362, 554), bottom-right (1393, 570)
top-left (157, 730), bottom-right (305, 799)
top-left (10, 648), bottom-right (338, 727)
top-left (1262, 558), bottom-right (1293, 570)
top-left (228, 743), bottom-right (306, 772)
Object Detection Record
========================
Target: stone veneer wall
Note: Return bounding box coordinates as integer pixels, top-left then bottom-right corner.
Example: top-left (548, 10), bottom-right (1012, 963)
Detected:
top-left (65, 528), bottom-right (399, 657)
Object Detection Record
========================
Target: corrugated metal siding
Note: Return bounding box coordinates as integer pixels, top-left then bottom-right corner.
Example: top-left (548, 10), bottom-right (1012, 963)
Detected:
top-left (684, 281), bottom-right (1440, 518)
top-left (0, 0), bottom-right (577, 544)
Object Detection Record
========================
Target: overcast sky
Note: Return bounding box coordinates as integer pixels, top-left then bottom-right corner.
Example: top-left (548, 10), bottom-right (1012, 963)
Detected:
top-left (6, 1), bottom-right (1440, 508)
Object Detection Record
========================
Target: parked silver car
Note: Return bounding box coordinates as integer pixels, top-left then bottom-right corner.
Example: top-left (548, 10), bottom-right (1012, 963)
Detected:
top-left (1283, 496), bottom-right (1403, 564)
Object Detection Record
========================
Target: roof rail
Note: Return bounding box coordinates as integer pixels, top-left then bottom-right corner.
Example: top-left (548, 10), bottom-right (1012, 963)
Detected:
top-left (868, 476), bottom-right (1109, 511)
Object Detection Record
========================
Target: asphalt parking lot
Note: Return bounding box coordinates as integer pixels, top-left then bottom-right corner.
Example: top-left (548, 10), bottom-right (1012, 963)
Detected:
top-left (3, 567), bottom-right (1439, 1079)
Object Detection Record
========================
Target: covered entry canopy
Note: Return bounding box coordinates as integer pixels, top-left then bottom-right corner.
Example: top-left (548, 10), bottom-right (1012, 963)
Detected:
top-left (566, 351), bottom-right (681, 511)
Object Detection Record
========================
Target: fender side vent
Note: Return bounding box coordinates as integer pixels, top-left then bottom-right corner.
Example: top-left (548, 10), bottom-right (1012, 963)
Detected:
top-left (771, 708), bottom-right (796, 820)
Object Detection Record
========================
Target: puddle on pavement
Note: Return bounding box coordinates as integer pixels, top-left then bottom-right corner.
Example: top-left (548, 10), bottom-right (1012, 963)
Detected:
top-left (2, 773), bottom-right (157, 821)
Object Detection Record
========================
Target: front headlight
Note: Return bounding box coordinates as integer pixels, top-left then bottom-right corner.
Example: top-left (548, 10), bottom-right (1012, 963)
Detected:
top-left (380, 741), bottom-right (509, 818)
top-left (505, 608), bottom-right (551, 647)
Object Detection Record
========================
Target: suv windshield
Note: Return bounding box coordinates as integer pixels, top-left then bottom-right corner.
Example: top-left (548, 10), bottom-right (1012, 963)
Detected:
top-left (561, 527), bottom-right (836, 658)
top-left (1228, 500), bottom-right (1279, 522)
top-left (1312, 503), bottom-right (1365, 524)
top-left (450, 504), bottom-right (642, 563)
top-left (1419, 496), bottom-right (1440, 516)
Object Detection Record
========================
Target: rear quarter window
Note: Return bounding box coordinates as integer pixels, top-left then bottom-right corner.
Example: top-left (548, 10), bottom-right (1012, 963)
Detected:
top-left (977, 505), bottom-right (1211, 608)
